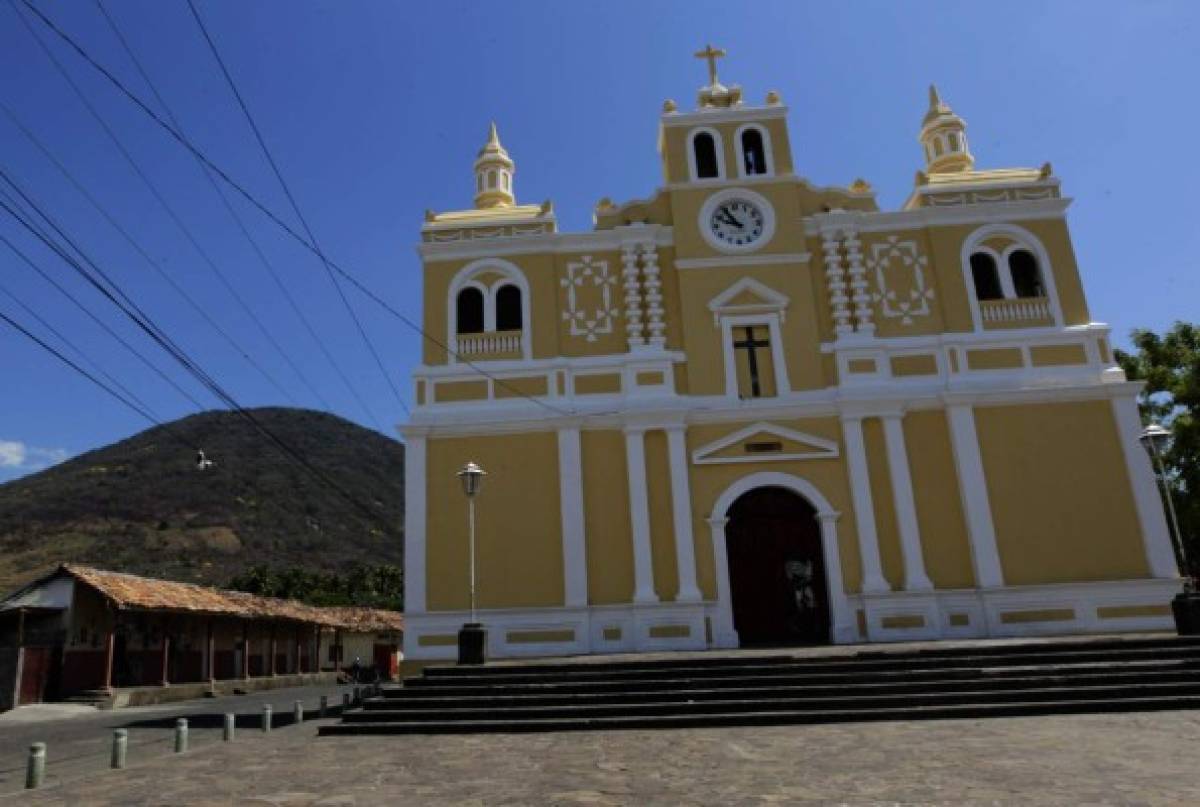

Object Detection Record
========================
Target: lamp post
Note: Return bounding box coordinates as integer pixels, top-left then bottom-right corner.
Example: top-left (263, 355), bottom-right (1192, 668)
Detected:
top-left (1139, 422), bottom-right (1199, 634)
top-left (456, 462), bottom-right (487, 664)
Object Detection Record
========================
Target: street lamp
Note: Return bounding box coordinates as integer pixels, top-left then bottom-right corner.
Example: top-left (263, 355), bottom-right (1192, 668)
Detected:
top-left (456, 461), bottom-right (487, 664)
top-left (1139, 422), bottom-right (1199, 636)
top-left (1139, 423), bottom-right (1190, 585)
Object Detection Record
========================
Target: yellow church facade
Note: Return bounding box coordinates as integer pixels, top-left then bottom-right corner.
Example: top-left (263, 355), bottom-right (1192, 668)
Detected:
top-left (400, 51), bottom-right (1181, 660)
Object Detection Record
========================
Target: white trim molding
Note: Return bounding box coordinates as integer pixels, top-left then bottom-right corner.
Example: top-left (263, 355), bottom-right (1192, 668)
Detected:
top-left (707, 277), bottom-right (790, 326)
top-left (666, 425), bottom-right (703, 602)
top-left (624, 427), bottom-right (659, 604)
top-left (733, 122), bottom-right (775, 178)
top-left (402, 434), bottom-right (427, 614)
top-left (945, 403), bottom-right (1005, 589)
top-left (840, 416), bottom-right (891, 594)
top-left (719, 313), bottom-right (791, 400)
top-left (881, 412), bottom-right (934, 591)
top-left (707, 471), bottom-right (857, 646)
top-left (691, 421), bottom-right (839, 465)
top-left (447, 257), bottom-right (532, 362)
top-left (960, 222), bottom-right (1064, 332)
top-left (557, 425), bottom-right (589, 607)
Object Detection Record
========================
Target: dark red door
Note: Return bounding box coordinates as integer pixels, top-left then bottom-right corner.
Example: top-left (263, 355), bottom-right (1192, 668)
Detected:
top-left (19, 647), bottom-right (51, 705)
top-left (725, 487), bottom-right (830, 646)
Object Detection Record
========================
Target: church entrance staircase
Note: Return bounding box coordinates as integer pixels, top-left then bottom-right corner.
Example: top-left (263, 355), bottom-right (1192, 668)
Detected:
top-left (319, 635), bottom-right (1200, 735)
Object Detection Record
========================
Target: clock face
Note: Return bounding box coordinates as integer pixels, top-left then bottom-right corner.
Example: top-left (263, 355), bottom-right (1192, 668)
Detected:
top-left (708, 198), bottom-right (766, 248)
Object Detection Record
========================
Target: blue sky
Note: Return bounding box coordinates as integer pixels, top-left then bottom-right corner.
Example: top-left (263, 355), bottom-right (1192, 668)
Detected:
top-left (0, 0), bottom-right (1197, 481)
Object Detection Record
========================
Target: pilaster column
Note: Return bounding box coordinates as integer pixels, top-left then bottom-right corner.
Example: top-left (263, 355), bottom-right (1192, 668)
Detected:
top-left (621, 243), bottom-right (645, 347)
top-left (881, 413), bottom-right (934, 591)
top-left (624, 427), bottom-right (658, 603)
top-left (821, 229), bottom-right (852, 335)
top-left (403, 433), bottom-right (427, 614)
top-left (706, 516), bottom-right (739, 647)
top-left (665, 425), bottom-right (702, 602)
top-left (1111, 394), bottom-right (1180, 578)
top-left (640, 242), bottom-right (666, 346)
top-left (840, 416), bottom-right (890, 593)
top-left (843, 228), bottom-right (874, 334)
top-left (817, 512), bottom-right (857, 642)
top-left (557, 425), bottom-right (589, 607)
top-left (945, 403), bottom-right (1005, 588)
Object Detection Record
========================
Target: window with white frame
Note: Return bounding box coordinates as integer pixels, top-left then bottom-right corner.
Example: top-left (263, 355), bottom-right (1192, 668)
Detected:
top-left (448, 259), bottom-right (532, 360)
top-left (688, 128), bottom-right (725, 181)
top-left (736, 125), bottom-right (773, 177)
top-left (961, 225), bottom-right (1061, 330)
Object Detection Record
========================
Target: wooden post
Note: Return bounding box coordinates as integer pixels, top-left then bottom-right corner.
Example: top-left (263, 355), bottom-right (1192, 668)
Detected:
top-left (206, 620), bottom-right (215, 685)
top-left (102, 615), bottom-right (116, 692)
top-left (293, 627), bottom-right (301, 675)
top-left (241, 622), bottom-right (250, 679)
top-left (269, 625), bottom-right (277, 677)
top-left (12, 608), bottom-right (25, 707)
top-left (314, 625), bottom-right (322, 674)
top-left (160, 618), bottom-right (171, 687)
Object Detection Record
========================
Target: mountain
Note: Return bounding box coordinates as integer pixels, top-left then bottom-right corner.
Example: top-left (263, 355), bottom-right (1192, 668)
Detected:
top-left (0, 408), bottom-right (404, 593)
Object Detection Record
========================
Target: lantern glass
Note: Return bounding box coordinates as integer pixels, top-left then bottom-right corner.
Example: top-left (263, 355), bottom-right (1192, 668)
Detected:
top-left (1139, 423), bottom-right (1171, 457)
top-left (457, 462), bottom-right (486, 497)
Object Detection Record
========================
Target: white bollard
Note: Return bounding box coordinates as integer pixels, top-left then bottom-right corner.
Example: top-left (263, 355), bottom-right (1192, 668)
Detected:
top-left (174, 718), bottom-right (188, 753)
top-left (262, 704), bottom-right (273, 733)
top-left (25, 743), bottom-right (45, 789)
top-left (223, 712), bottom-right (236, 742)
top-left (111, 729), bottom-right (127, 769)
top-left (293, 700), bottom-right (304, 725)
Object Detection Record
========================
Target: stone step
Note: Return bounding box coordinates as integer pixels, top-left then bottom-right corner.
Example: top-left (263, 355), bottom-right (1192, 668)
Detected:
top-left (390, 659), bottom-right (1200, 697)
top-left (365, 668), bottom-right (1200, 710)
top-left (344, 680), bottom-right (1200, 723)
top-left (318, 694), bottom-right (1200, 735)
top-left (417, 636), bottom-right (1200, 680)
top-left (403, 649), bottom-right (1200, 689)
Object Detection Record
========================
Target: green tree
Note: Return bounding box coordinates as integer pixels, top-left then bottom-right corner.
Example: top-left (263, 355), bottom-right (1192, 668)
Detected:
top-left (1116, 322), bottom-right (1199, 578)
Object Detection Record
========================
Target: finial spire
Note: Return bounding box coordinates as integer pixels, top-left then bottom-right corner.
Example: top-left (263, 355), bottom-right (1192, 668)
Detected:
top-left (918, 84), bottom-right (974, 174)
top-left (694, 44), bottom-right (726, 86)
top-left (473, 121), bottom-right (515, 209)
top-left (929, 84), bottom-right (941, 109)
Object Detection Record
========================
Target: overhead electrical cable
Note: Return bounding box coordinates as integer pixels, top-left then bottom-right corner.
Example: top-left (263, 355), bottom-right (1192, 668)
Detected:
top-left (92, 0), bottom-right (385, 426)
top-left (0, 307), bottom-right (189, 445)
top-left (20, 0), bottom-right (581, 420)
top-left (0, 185), bottom-right (397, 532)
top-left (185, 0), bottom-right (407, 417)
top-left (8, 0), bottom-right (315, 410)
top-left (0, 276), bottom-right (160, 419)
top-left (0, 226), bottom-right (207, 410)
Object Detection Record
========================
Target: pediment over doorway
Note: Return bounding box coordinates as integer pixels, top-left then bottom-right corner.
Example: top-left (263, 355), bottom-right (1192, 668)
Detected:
top-left (707, 278), bottom-right (789, 326)
top-left (691, 422), bottom-right (840, 465)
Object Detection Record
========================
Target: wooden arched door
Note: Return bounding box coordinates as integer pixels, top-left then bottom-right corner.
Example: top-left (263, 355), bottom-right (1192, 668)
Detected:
top-left (725, 486), bottom-right (830, 646)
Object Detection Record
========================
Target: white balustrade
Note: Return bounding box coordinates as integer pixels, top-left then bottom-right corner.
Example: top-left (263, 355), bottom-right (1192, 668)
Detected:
top-left (456, 330), bottom-right (523, 356)
top-left (979, 297), bottom-right (1052, 324)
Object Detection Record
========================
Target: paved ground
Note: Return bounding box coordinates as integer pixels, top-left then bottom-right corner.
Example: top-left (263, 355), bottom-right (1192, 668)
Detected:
top-left (6, 708), bottom-right (1200, 805)
top-left (0, 682), bottom-right (357, 797)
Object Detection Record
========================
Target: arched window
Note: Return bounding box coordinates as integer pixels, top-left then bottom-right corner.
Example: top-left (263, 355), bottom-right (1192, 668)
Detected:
top-left (741, 128), bottom-right (766, 175)
top-left (933, 137), bottom-right (945, 157)
top-left (495, 285), bottom-right (522, 331)
top-left (694, 132), bottom-right (719, 179)
top-left (1008, 249), bottom-right (1045, 298)
top-left (456, 287), bottom-right (484, 334)
top-left (476, 174), bottom-right (484, 191)
top-left (948, 132), bottom-right (961, 152)
top-left (969, 253), bottom-right (1003, 300)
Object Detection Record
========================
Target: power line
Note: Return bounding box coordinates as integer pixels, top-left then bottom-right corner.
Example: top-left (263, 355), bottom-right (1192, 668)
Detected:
top-left (0, 306), bottom-right (187, 445)
top-left (0, 276), bottom-right (160, 419)
top-left (8, 0), bottom-right (311, 410)
top-left (185, 0), bottom-right (408, 417)
top-left (0, 182), bottom-right (397, 533)
top-left (0, 218), bottom-right (206, 411)
top-left (19, 0), bottom-right (582, 420)
top-left (92, 0), bottom-right (384, 427)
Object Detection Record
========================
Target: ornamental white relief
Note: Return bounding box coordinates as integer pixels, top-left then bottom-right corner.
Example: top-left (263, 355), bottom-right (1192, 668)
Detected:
top-left (866, 236), bottom-right (935, 325)
top-left (561, 255), bottom-right (619, 342)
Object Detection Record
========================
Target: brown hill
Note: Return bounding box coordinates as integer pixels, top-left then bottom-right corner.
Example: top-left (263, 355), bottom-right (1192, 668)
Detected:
top-left (0, 408), bottom-right (404, 592)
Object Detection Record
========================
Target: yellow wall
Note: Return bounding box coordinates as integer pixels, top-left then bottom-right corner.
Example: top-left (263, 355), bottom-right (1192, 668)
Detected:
top-left (425, 433), bottom-right (565, 609)
top-left (581, 431), bottom-right (636, 604)
top-left (903, 410), bottom-right (975, 588)
top-left (975, 401), bottom-right (1148, 585)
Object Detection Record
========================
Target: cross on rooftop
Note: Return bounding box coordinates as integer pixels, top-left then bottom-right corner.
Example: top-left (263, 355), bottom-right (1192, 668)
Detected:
top-left (694, 44), bottom-right (726, 86)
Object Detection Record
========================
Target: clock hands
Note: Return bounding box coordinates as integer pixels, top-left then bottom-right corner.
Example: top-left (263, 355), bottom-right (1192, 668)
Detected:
top-left (718, 205), bottom-right (743, 229)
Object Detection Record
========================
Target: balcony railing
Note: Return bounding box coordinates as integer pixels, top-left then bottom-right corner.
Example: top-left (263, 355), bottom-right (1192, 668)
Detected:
top-left (979, 297), bottom-right (1054, 328)
top-left (456, 330), bottom-right (523, 358)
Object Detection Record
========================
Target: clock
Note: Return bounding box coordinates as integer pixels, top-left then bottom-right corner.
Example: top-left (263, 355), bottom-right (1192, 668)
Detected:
top-left (698, 189), bottom-right (775, 253)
